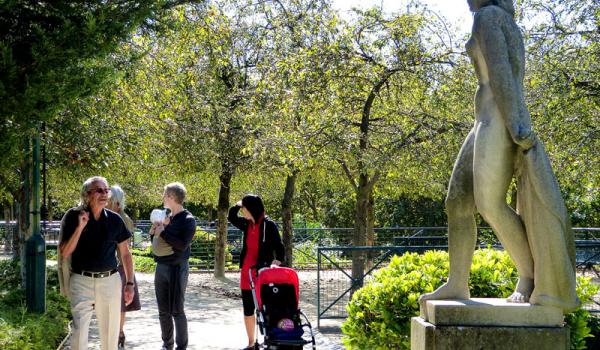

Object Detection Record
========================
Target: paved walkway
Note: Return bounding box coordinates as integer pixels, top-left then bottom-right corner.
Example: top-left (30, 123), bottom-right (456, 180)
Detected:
top-left (60, 272), bottom-right (345, 350)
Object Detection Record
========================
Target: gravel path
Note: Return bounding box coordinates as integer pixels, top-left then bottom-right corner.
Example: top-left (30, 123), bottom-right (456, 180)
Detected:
top-left (60, 271), bottom-right (345, 350)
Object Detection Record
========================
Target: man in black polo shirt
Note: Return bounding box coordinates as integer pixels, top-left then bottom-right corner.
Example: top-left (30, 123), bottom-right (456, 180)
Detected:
top-left (59, 176), bottom-right (135, 350)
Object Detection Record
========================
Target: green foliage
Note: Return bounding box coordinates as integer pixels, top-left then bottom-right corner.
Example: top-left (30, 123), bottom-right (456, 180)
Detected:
top-left (131, 246), bottom-right (154, 258)
top-left (342, 249), bottom-right (598, 350)
top-left (191, 229), bottom-right (218, 262)
top-left (342, 250), bottom-right (451, 349)
top-left (2, 0), bottom-right (598, 238)
top-left (375, 196), bottom-right (446, 227)
top-left (567, 276), bottom-right (600, 350)
top-left (567, 309), bottom-right (594, 350)
top-left (130, 228), bottom-right (233, 272)
top-left (519, 0), bottom-right (599, 225)
top-left (0, 259), bottom-right (21, 292)
top-left (46, 247), bottom-right (58, 261)
top-left (131, 242), bottom-right (156, 272)
top-left (133, 255), bottom-right (156, 273)
top-left (468, 248), bottom-right (517, 298)
top-left (0, 260), bottom-right (70, 350)
top-left (0, 1), bottom-right (194, 200)
top-left (1, 0), bottom-right (594, 233)
top-left (190, 228), bottom-right (232, 268)
top-left (585, 316), bottom-right (600, 350)
top-left (292, 241), bottom-right (319, 267)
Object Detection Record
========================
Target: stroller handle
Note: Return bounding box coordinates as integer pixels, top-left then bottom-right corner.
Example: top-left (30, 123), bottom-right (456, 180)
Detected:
top-left (248, 264), bottom-right (280, 289)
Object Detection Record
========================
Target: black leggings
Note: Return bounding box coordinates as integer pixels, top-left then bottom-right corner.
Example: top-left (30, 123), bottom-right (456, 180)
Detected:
top-left (242, 289), bottom-right (256, 316)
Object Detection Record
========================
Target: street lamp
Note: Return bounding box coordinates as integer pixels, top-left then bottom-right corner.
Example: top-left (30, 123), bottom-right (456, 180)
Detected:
top-left (26, 125), bottom-right (46, 313)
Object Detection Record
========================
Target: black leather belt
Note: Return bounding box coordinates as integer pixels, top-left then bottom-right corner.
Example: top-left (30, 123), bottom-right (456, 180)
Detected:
top-left (72, 269), bottom-right (118, 278)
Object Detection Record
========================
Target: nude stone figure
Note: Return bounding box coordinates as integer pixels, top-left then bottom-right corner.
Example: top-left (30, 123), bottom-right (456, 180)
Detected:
top-left (419, 0), bottom-right (579, 313)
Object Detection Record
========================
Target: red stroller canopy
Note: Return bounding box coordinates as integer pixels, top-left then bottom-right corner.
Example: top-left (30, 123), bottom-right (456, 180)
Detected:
top-left (255, 267), bottom-right (300, 310)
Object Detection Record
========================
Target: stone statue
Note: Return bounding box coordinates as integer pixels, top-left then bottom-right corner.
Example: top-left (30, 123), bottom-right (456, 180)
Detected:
top-left (419, 0), bottom-right (579, 313)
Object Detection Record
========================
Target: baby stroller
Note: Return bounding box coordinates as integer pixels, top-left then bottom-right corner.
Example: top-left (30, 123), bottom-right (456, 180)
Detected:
top-left (249, 266), bottom-right (316, 350)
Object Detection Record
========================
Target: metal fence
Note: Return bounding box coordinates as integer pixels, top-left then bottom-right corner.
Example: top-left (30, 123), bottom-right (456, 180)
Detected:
top-left (316, 233), bottom-right (600, 325)
top-left (2, 220), bottom-right (600, 269)
top-left (0, 220), bottom-right (17, 253)
top-left (2, 219), bottom-right (600, 318)
top-left (5, 221), bottom-right (600, 312)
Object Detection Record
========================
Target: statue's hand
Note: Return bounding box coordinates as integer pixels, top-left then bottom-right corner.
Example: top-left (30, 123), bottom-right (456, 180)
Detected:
top-left (514, 129), bottom-right (537, 151)
top-left (510, 119), bottom-right (536, 150)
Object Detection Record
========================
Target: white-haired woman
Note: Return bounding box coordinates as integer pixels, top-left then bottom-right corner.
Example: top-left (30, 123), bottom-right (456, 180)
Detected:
top-left (107, 185), bottom-right (141, 349)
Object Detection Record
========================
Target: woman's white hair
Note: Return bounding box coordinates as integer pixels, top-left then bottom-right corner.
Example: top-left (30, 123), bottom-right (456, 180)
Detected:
top-left (109, 184), bottom-right (126, 211)
top-left (78, 176), bottom-right (108, 209)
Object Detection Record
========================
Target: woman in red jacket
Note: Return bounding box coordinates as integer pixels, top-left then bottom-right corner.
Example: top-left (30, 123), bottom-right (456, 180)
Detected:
top-left (228, 194), bottom-right (285, 350)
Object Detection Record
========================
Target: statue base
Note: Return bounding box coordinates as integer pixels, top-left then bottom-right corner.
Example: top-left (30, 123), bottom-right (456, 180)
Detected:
top-left (411, 298), bottom-right (569, 350)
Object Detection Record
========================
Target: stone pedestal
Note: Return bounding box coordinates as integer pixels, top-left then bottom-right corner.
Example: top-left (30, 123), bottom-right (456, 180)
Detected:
top-left (411, 298), bottom-right (569, 350)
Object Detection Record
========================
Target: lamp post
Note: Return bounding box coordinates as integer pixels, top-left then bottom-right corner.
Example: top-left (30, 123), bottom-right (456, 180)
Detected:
top-left (41, 122), bottom-right (48, 238)
top-left (26, 126), bottom-right (46, 313)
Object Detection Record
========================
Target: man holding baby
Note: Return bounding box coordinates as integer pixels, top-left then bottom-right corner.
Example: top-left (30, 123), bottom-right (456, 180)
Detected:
top-left (150, 182), bottom-right (196, 350)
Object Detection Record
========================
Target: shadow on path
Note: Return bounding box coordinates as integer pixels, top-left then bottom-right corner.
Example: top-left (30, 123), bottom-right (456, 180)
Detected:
top-left (60, 272), bottom-right (344, 350)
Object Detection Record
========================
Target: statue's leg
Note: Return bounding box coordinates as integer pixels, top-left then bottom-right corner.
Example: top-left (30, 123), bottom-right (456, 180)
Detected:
top-left (473, 119), bottom-right (534, 302)
top-left (420, 129), bottom-right (476, 302)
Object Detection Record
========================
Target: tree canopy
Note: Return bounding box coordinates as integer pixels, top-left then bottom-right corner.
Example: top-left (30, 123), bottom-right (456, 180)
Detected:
top-left (1, 0), bottom-right (597, 229)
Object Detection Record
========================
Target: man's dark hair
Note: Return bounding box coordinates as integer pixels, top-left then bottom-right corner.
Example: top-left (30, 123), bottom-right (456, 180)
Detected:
top-left (242, 194), bottom-right (265, 222)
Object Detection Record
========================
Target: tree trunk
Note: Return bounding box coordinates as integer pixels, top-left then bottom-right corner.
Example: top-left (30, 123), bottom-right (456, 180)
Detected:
top-left (302, 189), bottom-right (319, 222)
top-left (214, 167), bottom-right (232, 278)
top-left (207, 204), bottom-right (213, 223)
top-left (4, 206), bottom-right (13, 254)
top-left (352, 173), bottom-right (370, 288)
top-left (11, 199), bottom-right (18, 258)
top-left (349, 69), bottom-right (389, 290)
top-left (366, 191), bottom-right (375, 270)
top-left (367, 192), bottom-right (375, 246)
top-left (47, 195), bottom-right (54, 222)
top-left (281, 171), bottom-right (298, 267)
top-left (18, 148), bottom-right (33, 280)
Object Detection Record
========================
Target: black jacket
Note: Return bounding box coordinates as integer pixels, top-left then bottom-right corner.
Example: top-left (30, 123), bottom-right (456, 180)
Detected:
top-left (153, 209), bottom-right (196, 265)
top-left (228, 205), bottom-right (285, 268)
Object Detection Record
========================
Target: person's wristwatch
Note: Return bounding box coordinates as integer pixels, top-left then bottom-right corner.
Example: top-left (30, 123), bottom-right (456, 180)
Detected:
top-left (126, 281), bottom-right (134, 287)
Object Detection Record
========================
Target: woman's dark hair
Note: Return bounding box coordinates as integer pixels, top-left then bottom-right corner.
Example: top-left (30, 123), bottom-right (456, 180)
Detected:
top-left (242, 194), bottom-right (265, 222)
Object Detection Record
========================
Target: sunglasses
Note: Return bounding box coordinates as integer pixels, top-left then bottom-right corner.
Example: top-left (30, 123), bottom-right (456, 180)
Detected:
top-left (88, 187), bottom-right (110, 195)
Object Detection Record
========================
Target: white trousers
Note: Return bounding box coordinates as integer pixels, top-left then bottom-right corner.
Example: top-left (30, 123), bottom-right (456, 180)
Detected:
top-left (70, 272), bottom-right (122, 350)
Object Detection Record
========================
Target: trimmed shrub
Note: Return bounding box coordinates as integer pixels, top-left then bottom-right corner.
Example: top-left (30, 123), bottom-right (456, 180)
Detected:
top-left (342, 249), bottom-right (599, 350)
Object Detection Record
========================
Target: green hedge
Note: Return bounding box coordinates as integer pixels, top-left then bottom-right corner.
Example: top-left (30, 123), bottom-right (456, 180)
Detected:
top-left (0, 259), bottom-right (71, 350)
top-left (342, 249), bottom-right (600, 350)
